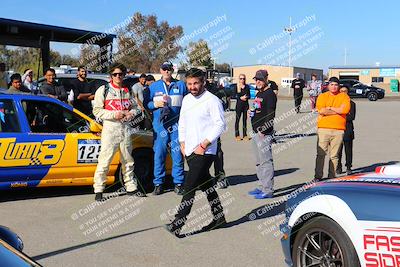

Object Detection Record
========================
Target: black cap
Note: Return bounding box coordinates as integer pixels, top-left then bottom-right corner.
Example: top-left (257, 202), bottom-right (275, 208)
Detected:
top-left (328, 77), bottom-right (340, 84)
top-left (146, 75), bottom-right (155, 81)
top-left (139, 73), bottom-right (147, 79)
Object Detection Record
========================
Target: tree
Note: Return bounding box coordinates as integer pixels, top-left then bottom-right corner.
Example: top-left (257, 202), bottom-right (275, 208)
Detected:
top-left (116, 12), bottom-right (184, 73)
top-left (186, 39), bottom-right (212, 68)
top-left (215, 63), bottom-right (231, 73)
top-left (79, 45), bottom-right (101, 72)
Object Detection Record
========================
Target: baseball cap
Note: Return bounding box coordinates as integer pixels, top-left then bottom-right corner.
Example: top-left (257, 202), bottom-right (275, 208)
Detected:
top-left (328, 77), bottom-right (340, 84)
top-left (253, 69), bottom-right (268, 80)
top-left (160, 61), bottom-right (173, 70)
top-left (146, 74), bottom-right (155, 81)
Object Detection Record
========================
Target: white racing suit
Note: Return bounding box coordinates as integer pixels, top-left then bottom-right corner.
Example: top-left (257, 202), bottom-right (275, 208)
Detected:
top-left (92, 81), bottom-right (140, 193)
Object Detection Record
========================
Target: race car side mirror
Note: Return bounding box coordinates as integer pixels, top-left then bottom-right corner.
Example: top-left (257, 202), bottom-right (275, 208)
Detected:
top-left (89, 121), bottom-right (102, 133)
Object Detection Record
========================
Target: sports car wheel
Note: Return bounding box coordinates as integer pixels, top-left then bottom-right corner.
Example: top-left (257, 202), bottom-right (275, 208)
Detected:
top-left (367, 92), bottom-right (378, 101)
top-left (292, 216), bottom-right (360, 267)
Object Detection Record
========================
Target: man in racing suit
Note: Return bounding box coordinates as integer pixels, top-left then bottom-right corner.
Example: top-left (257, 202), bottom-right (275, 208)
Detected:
top-left (92, 63), bottom-right (141, 201)
top-left (145, 61), bottom-right (187, 195)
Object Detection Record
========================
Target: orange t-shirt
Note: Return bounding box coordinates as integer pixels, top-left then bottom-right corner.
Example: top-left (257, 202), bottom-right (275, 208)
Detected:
top-left (316, 92), bottom-right (350, 130)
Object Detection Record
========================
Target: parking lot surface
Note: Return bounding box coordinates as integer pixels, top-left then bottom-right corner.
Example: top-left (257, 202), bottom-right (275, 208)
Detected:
top-left (1, 98), bottom-right (399, 267)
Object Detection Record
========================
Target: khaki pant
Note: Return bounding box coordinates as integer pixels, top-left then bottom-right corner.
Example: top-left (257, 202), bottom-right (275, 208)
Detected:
top-left (314, 128), bottom-right (344, 179)
top-left (93, 124), bottom-right (137, 193)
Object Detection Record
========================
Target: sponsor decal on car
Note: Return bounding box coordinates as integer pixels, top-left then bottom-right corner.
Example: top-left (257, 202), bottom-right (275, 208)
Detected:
top-left (0, 138), bottom-right (65, 167)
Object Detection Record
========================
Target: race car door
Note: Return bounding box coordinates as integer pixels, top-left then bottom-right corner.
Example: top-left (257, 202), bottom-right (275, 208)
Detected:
top-left (20, 98), bottom-right (115, 187)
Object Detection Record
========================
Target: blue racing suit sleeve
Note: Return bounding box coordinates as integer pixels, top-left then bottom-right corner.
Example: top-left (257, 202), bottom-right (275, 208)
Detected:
top-left (147, 83), bottom-right (157, 110)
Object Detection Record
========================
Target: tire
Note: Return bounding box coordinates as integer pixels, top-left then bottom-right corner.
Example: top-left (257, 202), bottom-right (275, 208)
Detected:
top-left (132, 148), bottom-right (154, 193)
top-left (292, 216), bottom-right (360, 267)
top-left (367, 92), bottom-right (378, 101)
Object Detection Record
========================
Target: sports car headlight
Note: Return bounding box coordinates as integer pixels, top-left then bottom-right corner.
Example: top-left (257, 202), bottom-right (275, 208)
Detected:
top-left (17, 235), bottom-right (24, 251)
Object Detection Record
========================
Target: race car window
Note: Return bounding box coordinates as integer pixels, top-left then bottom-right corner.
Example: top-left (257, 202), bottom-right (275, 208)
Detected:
top-left (22, 100), bottom-right (90, 134)
top-left (0, 99), bottom-right (21, 133)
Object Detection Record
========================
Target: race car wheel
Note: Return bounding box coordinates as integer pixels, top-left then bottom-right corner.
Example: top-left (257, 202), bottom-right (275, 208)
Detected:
top-left (132, 148), bottom-right (154, 193)
top-left (367, 92), bottom-right (378, 101)
top-left (292, 216), bottom-right (360, 267)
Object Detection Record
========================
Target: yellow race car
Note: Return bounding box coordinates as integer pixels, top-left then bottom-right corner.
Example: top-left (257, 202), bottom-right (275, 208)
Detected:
top-left (0, 93), bottom-right (171, 192)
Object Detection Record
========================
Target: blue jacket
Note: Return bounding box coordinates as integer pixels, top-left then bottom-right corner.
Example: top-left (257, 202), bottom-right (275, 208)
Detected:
top-left (145, 79), bottom-right (187, 127)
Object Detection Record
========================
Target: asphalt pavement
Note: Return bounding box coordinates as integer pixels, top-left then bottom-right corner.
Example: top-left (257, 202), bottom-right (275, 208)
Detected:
top-left (1, 98), bottom-right (399, 267)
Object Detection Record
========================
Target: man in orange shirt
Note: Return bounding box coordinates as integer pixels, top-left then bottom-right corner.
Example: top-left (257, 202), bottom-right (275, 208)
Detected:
top-left (314, 77), bottom-right (350, 180)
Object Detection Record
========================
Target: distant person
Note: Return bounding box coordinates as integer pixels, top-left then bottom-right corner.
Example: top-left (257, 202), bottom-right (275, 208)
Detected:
top-left (248, 70), bottom-right (277, 199)
top-left (291, 73), bottom-right (306, 113)
top-left (127, 69), bottom-right (136, 76)
top-left (132, 73), bottom-right (146, 104)
top-left (22, 69), bottom-right (38, 94)
top-left (0, 63), bottom-right (7, 88)
top-left (165, 68), bottom-right (226, 237)
top-left (307, 73), bottom-right (321, 113)
top-left (234, 74), bottom-right (250, 141)
top-left (314, 77), bottom-right (350, 181)
top-left (147, 61), bottom-right (187, 195)
top-left (7, 73), bottom-right (30, 94)
top-left (204, 78), bottom-right (229, 189)
top-left (71, 66), bottom-right (95, 117)
top-left (40, 68), bottom-right (68, 102)
top-left (142, 75), bottom-right (156, 130)
top-left (337, 85), bottom-right (356, 175)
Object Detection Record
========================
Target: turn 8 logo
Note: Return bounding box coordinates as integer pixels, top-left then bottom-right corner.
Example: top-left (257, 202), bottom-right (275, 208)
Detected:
top-left (0, 138), bottom-right (65, 167)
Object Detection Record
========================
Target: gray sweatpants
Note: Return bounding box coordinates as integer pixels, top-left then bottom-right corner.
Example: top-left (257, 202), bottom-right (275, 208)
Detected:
top-left (252, 133), bottom-right (275, 194)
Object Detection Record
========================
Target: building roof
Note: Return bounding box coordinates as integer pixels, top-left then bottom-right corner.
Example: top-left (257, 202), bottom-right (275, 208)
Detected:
top-left (233, 63), bottom-right (322, 70)
top-left (330, 65), bottom-right (400, 69)
top-left (0, 18), bottom-right (116, 47)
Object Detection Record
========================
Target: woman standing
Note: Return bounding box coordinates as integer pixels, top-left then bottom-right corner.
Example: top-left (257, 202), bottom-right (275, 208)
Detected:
top-left (235, 74), bottom-right (250, 141)
top-left (337, 85), bottom-right (356, 175)
top-left (307, 73), bottom-right (321, 113)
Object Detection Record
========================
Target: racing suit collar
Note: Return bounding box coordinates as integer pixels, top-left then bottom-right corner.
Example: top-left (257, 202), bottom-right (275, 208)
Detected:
top-left (110, 81), bottom-right (129, 93)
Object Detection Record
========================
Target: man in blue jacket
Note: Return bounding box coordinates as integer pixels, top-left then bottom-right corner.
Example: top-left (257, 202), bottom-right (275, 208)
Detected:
top-left (146, 61), bottom-right (187, 195)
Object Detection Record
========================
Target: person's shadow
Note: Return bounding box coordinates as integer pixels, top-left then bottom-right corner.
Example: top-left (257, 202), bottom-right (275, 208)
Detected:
top-left (351, 161), bottom-right (399, 174)
top-left (182, 182), bottom-right (307, 238)
top-left (227, 168), bottom-right (299, 186)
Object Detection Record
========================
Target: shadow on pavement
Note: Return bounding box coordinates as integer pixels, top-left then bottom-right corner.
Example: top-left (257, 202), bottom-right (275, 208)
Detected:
top-left (351, 161), bottom-right (399, 174)
top-left (32, 226), bottom-right (160, 261)
top-left (227, 168), bottom-right (299, 186)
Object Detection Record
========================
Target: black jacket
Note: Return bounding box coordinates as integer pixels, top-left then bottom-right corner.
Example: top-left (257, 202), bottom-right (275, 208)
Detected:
top-left (40, 82), bottom-right (68, 102)
top-left (234, 84), bottom-right (251, 109)
top-left (251, 87), bottom-right (277, 135)
top-left (344, 100), bottom-right (356, 141)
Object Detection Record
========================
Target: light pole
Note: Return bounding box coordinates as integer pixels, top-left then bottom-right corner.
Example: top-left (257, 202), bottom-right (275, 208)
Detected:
top-left (284, 17), bottom-right (295, 95)
top-left (284, 17), bottom-right (295, 68)
top-left (211, 57), bottom-right (217, 70)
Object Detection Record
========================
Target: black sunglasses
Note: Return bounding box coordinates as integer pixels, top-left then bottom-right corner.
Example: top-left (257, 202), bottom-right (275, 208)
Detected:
top-left (239, 78), bottom-right (246, 80)
top-left (161, 67), bottom-right (172, 71)
top-left (112, 72), bottom-right (124, 77)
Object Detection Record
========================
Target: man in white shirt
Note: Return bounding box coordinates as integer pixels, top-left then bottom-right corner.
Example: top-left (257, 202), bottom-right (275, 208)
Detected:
top-left (165, 68), bottom-right (227, 237)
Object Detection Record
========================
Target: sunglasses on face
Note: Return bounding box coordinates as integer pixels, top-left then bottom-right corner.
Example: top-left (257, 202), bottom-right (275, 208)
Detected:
top-left (239, 78), bottom-right (246, 80)
top-left (161, 68), bottom-right (172, 72)
top-left (111, 72), bottom-right (124, 77)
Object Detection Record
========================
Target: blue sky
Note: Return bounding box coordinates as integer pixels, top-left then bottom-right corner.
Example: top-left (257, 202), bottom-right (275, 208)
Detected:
top-left (1, 0), bottom-right (400, 72)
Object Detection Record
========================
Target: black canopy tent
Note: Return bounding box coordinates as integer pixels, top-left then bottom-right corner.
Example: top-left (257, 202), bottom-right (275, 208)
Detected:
top-left (0, 18), bottom-right (116, 74)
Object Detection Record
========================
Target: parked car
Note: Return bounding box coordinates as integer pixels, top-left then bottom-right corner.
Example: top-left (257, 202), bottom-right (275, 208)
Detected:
top-left (0, 93), bottom-right (170, 192)
top-left (0, 225), bottom-right (41, 266)
top-left (280, 164), bottom-right (400, 267)
top-left (345, 82), bottom-right (385, 101)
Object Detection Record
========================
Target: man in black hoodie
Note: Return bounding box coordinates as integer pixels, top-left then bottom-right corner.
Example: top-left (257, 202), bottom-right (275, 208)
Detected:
top-left (249, 69), bottom-right (277, 199)
top-left (291, 73), bottom-right (306, 113)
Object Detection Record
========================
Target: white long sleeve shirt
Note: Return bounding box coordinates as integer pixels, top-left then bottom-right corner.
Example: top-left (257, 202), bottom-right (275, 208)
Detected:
top-left (178, 90), bottom-right (226, 156)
